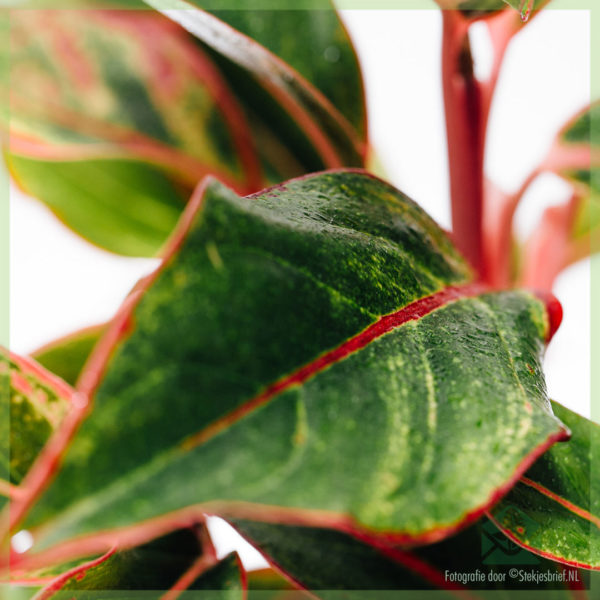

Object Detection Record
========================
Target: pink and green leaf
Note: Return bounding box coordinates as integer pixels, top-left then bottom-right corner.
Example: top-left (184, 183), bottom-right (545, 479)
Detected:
top-left (489, 401), bottom-right (600, 569)
top-left (519, 103), bottom-right (600, 287)
top-left (146, 0), bottom-right (365, 171)
top-left (551, 102), bottom-right (600, 190)
top-left (6, 5), bottom-right (365, 256)
top-left (554, 103), bottom-right (600, 262)
top-left (7, 171), bottom-right (567, 570)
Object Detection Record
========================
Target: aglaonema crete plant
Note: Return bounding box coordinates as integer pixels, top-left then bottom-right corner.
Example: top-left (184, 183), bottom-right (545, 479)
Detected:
top-left (1, 0), bottom-right (598, 596)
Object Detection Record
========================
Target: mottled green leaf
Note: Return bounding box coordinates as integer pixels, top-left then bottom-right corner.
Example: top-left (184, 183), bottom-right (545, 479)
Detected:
top-left (489, 401), bottom-right (600, 569)
top-left (33, 528), bottom-right (243, 599)
top-left (19, 173), bottom-right (565, 571)
top-left (231, 518), bottom-right (584, 597)
top-left (32, 325), bottom-right (105, 388)
top-left (0, 350), bottom-right (71, 488)
top-left (6, 5), bottom-right (365, 256)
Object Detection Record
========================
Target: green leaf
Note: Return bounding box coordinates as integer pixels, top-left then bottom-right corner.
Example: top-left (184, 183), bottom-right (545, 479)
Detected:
top-left (8, 158), bottom-right (183, 257)
top-left (19, 172), bottom-right (565, 568)
top-left (7, 5), bottom-right (365, 256)
top-left (435, 0), bottom-right (506, 16)
top-left (32, 325), bottom-right (106, 388)
top-left (0, 585), bottom-right (41, 600)
top-left (545, 102), bottom-right (600, 265)
top-left (552, 102), bottom-right (600, 195)
top-left (489, 401), bottom-right (600, 569)
top-left (0, 349), bottom-right (71, 489)
top-left (246, 568), bottom-right (294, 592)
top-left (33, 528), bottom-right (243, 599)
top-left (435, 0), bottom-right (549, 20)
top-left (501, 0), bottom-right (536, 20)
top-left (230, 518), bottom-right (584, 597)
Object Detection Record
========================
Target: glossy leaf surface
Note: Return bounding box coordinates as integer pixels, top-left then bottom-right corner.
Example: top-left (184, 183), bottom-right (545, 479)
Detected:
top-left (231, 517), bottom-right (585, 597)
top-left (7, 5), bottom-right (365, 256)
top-left (490, 401), bottom-right (600, 569)
top-left (16, 172), bottom-right (564, 569)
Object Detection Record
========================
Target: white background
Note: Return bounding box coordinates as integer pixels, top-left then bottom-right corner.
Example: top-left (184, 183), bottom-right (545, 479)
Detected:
top-left (9, 9), bottom-right (592, 566)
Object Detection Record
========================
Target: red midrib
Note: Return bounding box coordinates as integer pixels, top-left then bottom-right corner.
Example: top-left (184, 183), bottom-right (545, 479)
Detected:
top-left (181, 282), bottom-right (488, 451)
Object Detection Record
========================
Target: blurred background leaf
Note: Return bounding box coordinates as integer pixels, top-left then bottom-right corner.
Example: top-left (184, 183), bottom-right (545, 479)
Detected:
top-left (5, 4), bottom-right (366, 256)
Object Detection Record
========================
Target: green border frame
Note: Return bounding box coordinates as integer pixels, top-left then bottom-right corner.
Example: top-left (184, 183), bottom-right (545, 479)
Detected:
top-left (1, 1), bottom-right (597, 598)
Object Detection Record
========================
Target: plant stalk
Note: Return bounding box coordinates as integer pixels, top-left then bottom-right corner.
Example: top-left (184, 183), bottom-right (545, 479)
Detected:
top-left (441, 11), bottom-right (487, 280)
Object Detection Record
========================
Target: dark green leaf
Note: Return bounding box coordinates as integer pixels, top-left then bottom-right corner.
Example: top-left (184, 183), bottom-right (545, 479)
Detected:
top-left (489, 401), bottom-right (600, 568)
top-left (207, 8), bottom-right (366, 141)
top-left (33, 528), bottom-right (243, 599)
top-left (186, 553), bottom-right (244, 597)
top-left (230, 518), bottom-right (585, 597)
top-left (20, 172), bottom-right (564, 570)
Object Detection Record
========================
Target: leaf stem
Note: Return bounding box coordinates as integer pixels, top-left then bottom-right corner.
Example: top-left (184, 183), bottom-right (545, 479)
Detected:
top-left (483, 166), bottom-right (542, 287)
top-left (519, 193), bottom-right (582, 290)
top-left (441, 11), bottom-right (486, 279)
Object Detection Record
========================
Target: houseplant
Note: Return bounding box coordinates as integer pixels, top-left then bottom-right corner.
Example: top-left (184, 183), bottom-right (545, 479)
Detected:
top-left (2, 0), bottom-right (598, 596)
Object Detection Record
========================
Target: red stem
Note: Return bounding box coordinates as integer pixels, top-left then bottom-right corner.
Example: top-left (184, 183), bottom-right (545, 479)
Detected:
top-left (519, 193), bottom-right (582, 290)
top-left (483, 167), bottom-right (542, 287)
top-left (441, 11), bottom-right (488, 280)
top-left (443, 9), bottom-right (526, 286)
